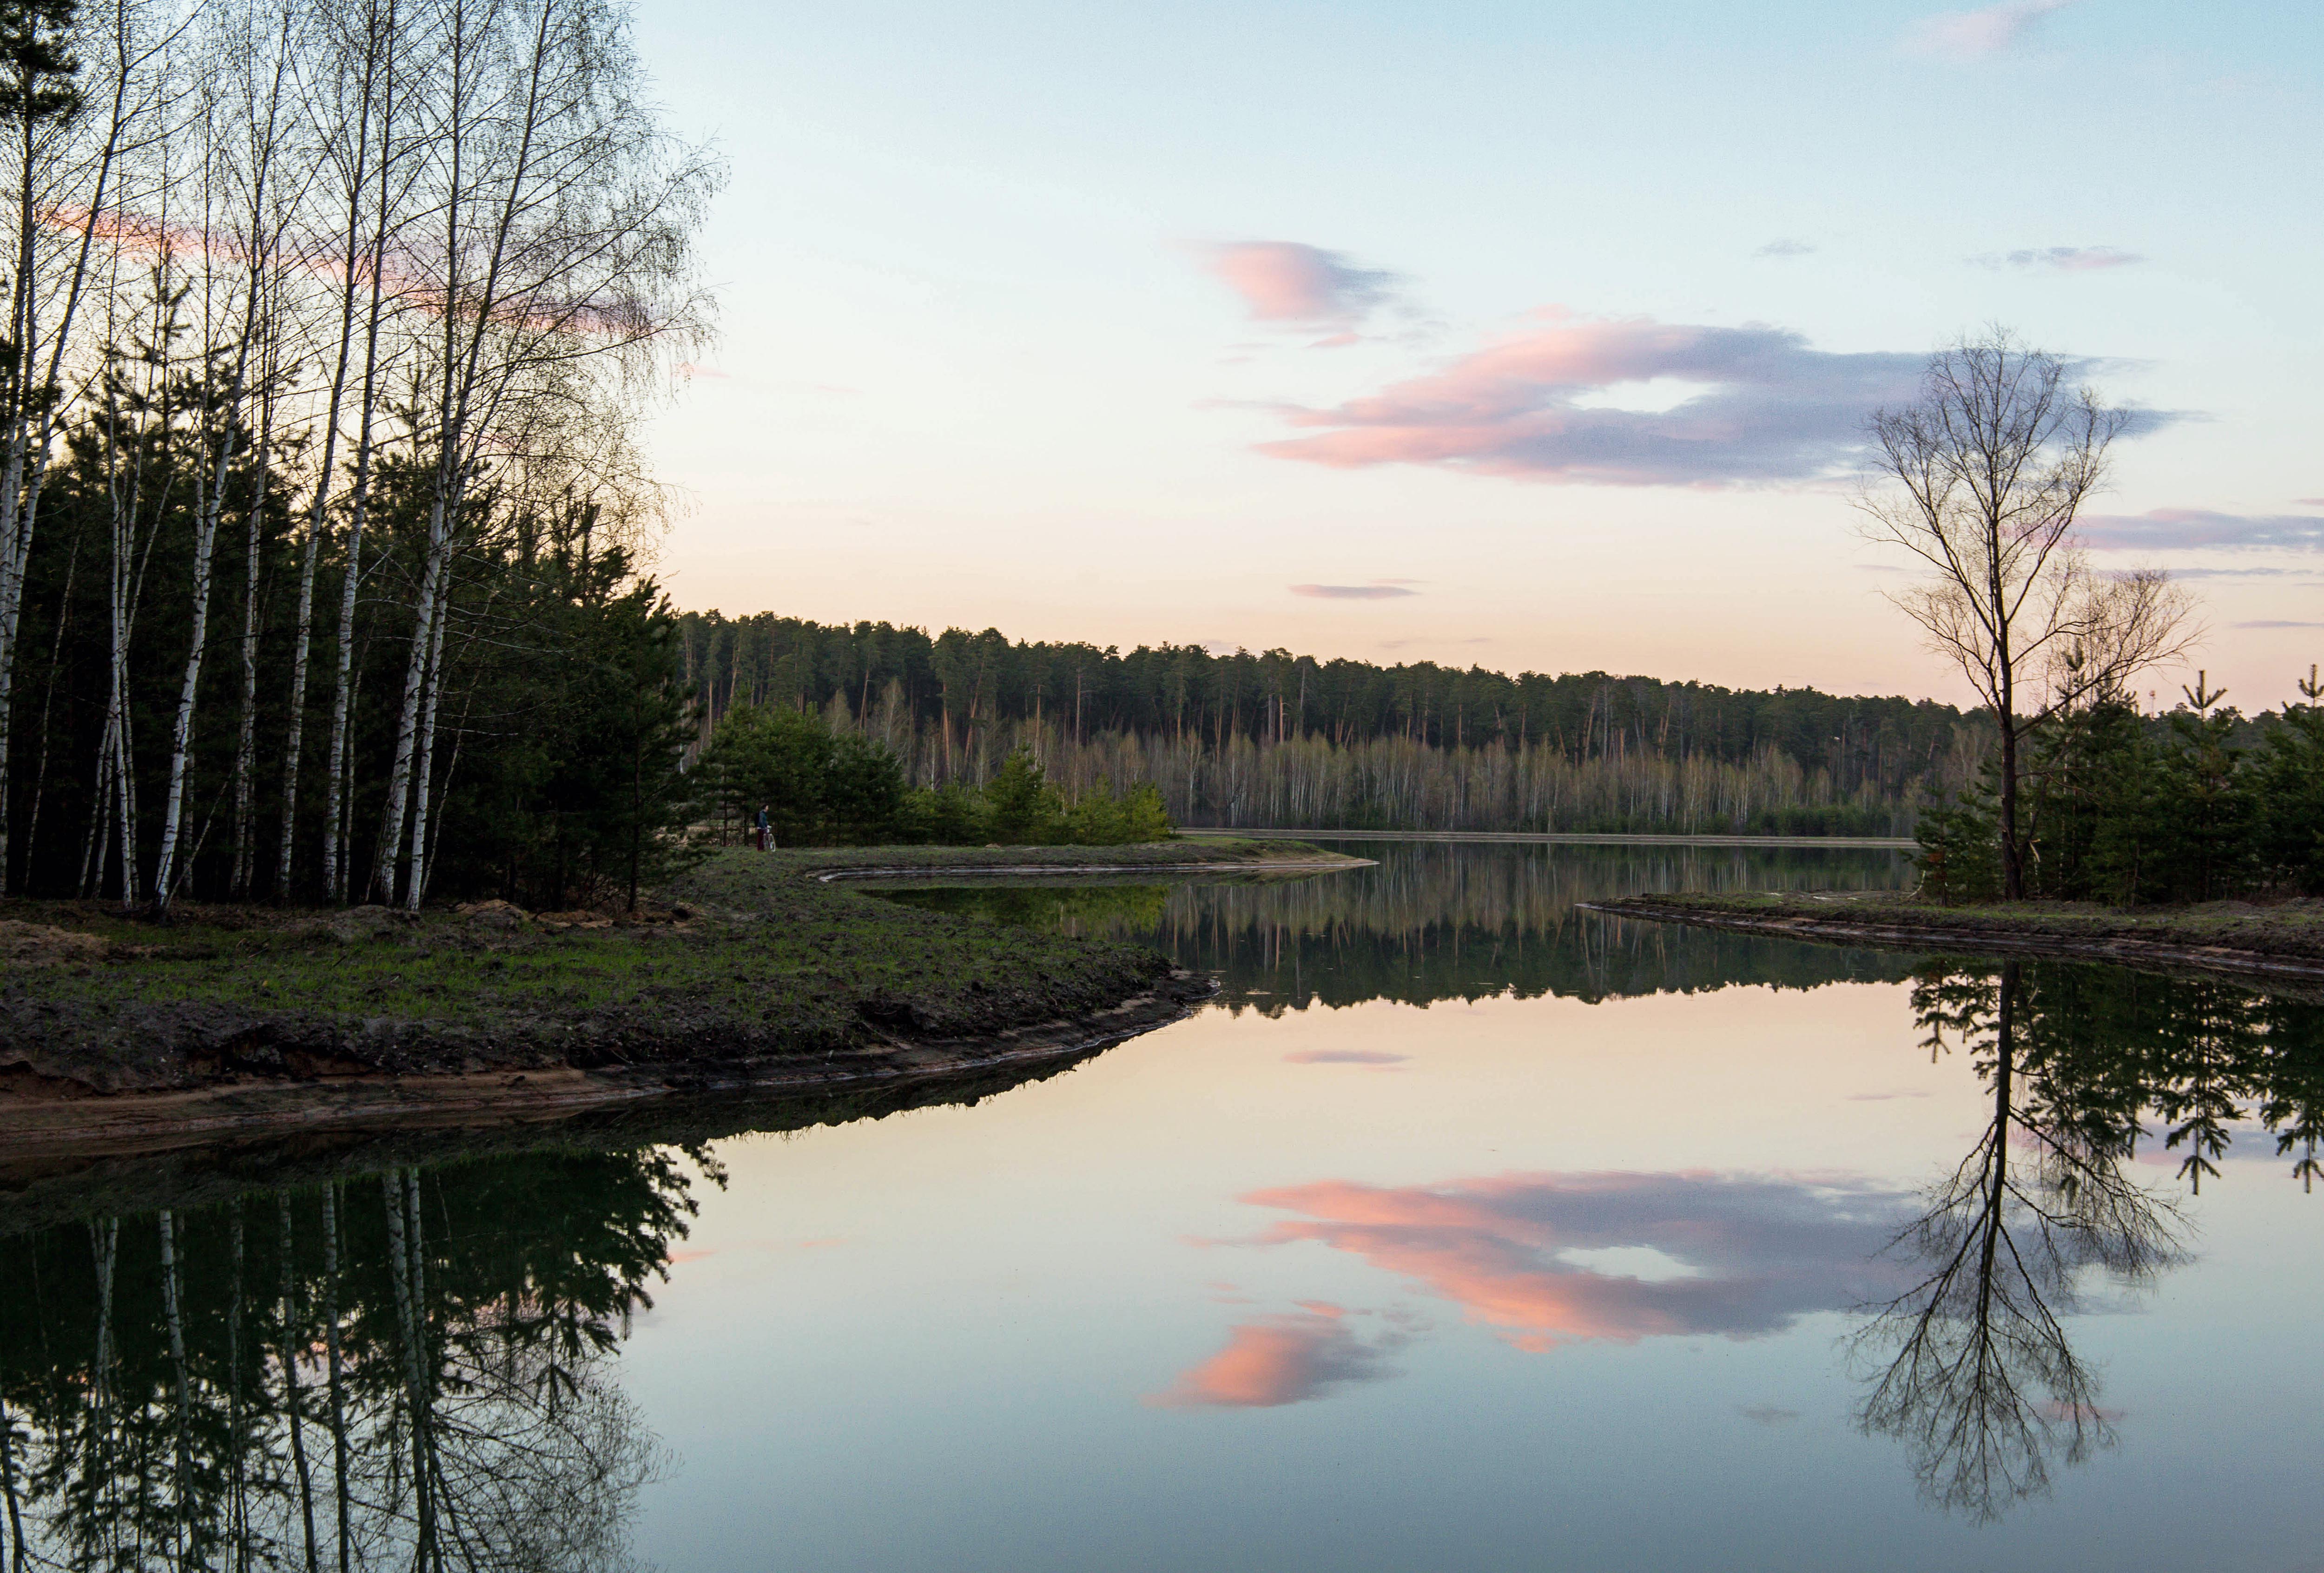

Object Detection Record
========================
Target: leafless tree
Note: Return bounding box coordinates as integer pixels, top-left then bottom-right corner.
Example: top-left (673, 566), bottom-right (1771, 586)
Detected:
top-left (1858, 329), bottom-right (2197, 898)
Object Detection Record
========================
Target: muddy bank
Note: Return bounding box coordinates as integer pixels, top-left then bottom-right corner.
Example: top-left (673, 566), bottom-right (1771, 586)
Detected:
top-left (1, 842), bottom-right (1353, 1151)
top-left (1585, 892), bottom-right (2324, 987)
top-left (0, 967), bottom-right (1209, 1216)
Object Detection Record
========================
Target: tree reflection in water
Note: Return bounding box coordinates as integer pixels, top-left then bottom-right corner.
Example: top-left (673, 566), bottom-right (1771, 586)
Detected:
top-left (0, 1146), bottom-right (711, 1571)
top-left (1853, 958), bottom-right (2324, 1521)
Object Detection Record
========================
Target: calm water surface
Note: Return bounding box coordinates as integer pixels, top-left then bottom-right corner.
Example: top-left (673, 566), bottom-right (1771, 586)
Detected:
top-left (7, 842), bottom-right (2322, 1571)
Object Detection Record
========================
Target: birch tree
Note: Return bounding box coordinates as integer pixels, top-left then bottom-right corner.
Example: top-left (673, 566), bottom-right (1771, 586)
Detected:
top-left (1858, 330), bottom-right (2195, 899)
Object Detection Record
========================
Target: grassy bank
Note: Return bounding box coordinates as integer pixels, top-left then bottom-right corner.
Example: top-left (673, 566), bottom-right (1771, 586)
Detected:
top-left (0, 840), bottom-right (1357, 1105)
top-left (1586, 890), bottom-right (2324, 983)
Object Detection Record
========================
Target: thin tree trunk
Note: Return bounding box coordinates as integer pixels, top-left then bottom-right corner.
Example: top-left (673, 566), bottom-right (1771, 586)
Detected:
top-left (230, 381), bottom-right (273, 896)
top-left (0, 20), bottom-right (135, 892)
top-left (281, 0), bottom-right (393, 900)
top-left (401, 557), bottom-right (454, 910)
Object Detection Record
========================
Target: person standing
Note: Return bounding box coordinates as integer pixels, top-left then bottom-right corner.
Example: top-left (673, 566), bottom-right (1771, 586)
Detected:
top-left (756, 803), bottom-right (772, 851)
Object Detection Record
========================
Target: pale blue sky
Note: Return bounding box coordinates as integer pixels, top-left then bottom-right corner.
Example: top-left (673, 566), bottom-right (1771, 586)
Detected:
top-left (631, 0), bottom-right (2323, 705)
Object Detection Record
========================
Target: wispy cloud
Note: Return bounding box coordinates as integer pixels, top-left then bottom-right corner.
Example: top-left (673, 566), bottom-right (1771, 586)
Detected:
top-left (1256, 313), bottom-right (1926, 488)
top-left (2233, 620), bottom-right (2324, 630)
top-left (1148, 1306), bottom-right (1405, 1408)
top-left (1205, 241), bottom-right (1401, 329)
top-left (1283, 1048), bottom-right (1410, 1065)
top-left (1756, 239), bottom-right (1815, 259)
top-left (1907, 0), bottom-right (2076, 60)
top-left (2080, 509), bottom-right (2324, 553)
top-left (1974, 245), bottom-right (2144, 271)
top-left (1740, 1404), bottom-right (1802, 1426)
top-left (1290, 583), bottom-right (1420, 599)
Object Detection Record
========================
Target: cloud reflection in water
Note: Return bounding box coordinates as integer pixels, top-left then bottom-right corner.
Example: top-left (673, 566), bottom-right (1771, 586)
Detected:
top-left (1241, 1171), bottom-right (1911, 1352)
top-left (1148, 1305), bottom-right (1406, 1408)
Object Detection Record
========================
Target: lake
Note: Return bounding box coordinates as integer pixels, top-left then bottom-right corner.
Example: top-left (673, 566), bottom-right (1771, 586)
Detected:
top-left (6, 841), bottom-right (2321, 1571)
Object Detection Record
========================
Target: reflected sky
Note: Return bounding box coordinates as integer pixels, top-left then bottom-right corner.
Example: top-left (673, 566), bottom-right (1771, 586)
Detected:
top-left (7, 844), bottom-right (2324, 1572)
top-left (621, 848), bottom-right (2321, 1572)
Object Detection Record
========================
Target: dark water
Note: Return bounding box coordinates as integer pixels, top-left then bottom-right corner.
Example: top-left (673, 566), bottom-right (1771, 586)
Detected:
top-left (6, 842), bottom-right (2322, 1572)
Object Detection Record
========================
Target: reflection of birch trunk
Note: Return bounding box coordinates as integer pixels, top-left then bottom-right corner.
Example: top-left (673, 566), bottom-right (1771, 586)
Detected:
top-left (277, 1195), bottom-right (320, 1572)
top-left (89, 1218), bottom-right (119, 1554)
top-left (321, 1187), bottom-right (351, 1573)
top-left (227, 1212), bottom-right (249, 1566)
top-left (158, 1211), bottom-right (193, 1567)
top-left (383, 1171), bottom-right (436, 1566)
top-left (1, 1390), bottom-right (24, 1573)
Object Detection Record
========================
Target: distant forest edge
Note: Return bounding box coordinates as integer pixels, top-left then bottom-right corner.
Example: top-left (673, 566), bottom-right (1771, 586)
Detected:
top-left (677, 614), bottom-right (1996, 836)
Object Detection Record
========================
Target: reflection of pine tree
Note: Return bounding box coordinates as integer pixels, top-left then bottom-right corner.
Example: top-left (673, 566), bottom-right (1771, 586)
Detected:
top-left (2145, 979), bottom-right (2266, 1194)
top-left (2255, 992), bottom-right (2324, 1193)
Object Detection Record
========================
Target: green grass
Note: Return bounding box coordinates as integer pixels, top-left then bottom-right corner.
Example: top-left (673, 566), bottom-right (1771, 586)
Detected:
top-left (3, 843), bottom-right (1351, 1086)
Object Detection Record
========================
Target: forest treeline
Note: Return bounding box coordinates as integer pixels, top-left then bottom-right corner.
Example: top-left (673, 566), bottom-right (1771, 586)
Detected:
top-left (0, 0), bottom-right (716, 913)
top-left (679, 613), bottom-right (1993, 835)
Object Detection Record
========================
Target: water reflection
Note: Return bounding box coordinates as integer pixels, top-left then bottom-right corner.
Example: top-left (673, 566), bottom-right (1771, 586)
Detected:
top-left (1165, 953), bottom-right (2323, 1522)
top-left (8, 856), bottom-right (2324, 1560)
top-left (876, 841), bottom-right (1922, 1007)
top-left (1853, 961), bottom-right (2187, 1522)
top-left (0, 1150), bottom-right (699, 1571)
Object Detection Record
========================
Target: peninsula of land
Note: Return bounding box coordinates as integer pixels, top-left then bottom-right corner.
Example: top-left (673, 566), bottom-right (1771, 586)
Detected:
top-left (0, 841), bottom-right (1365, 1159)
top-left (1585, 890), bottom-right (2324, 987)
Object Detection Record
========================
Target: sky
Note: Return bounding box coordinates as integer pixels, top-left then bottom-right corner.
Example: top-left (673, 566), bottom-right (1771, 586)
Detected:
top-left (625, 0), bottom-right (2324, 708)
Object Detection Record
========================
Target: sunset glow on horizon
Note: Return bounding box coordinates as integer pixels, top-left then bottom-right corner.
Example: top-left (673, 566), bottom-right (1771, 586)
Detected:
top-left (628, 0), bottom-right (2323, 708)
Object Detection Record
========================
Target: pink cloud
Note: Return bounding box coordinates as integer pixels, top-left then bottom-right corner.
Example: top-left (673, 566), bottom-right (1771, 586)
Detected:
top-left (1256, 315), bottom-right (1925, 487)
top-left (1241, 1171), bottom-right (1907, 1351)
top-left (1147, 1306), bottom-right (1402, 1408)
top-left (1205, 241), bottom-right (1400, 326)
top-left (1284, 1048), bottom-right (1410, 1064)
top-left (1907, 0), bottom-right (2074, 60)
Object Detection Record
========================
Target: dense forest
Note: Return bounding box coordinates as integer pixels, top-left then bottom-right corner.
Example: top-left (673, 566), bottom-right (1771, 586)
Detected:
top-left (676, 613), bottom-right (1991, 835)
top-left (0, 0), bottom-right (716, 911)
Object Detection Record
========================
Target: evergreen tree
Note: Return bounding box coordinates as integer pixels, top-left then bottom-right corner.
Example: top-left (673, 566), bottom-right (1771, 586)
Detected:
top-left (2253, 666), bottom-right (2324, 895)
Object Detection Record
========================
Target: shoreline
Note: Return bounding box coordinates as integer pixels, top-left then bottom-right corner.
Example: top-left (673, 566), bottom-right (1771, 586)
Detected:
top-left (1584, 892), bottom-right (2324, 986)
top-left (1176, 827), bottom-right (1915, 849)
top-left (0, 840), bottom-right (1360, 1153)
top-left (0, 968), bottom-right (1212, 1167)
top-left (809, 856), bottom-right (1371, 882)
